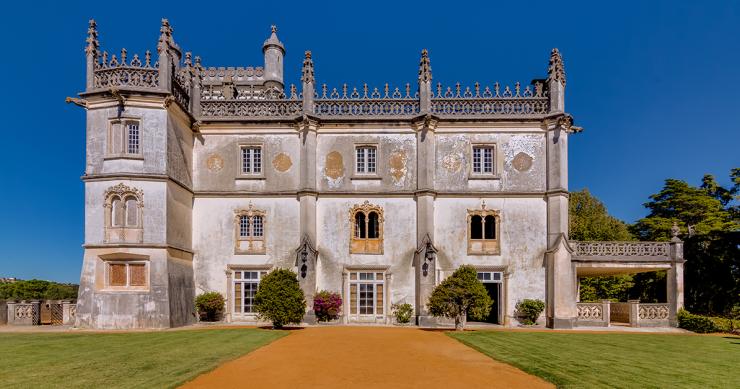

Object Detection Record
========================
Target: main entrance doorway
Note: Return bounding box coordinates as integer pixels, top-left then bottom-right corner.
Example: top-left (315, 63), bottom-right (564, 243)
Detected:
top-left (468, 271), bottom-right (502, 324)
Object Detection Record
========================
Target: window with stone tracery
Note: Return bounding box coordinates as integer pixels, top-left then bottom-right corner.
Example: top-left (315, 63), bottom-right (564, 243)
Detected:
top-left (468, 205), bottom-right (500, 255)
top-left (235, 205), bottom-right (266, 254)
top-left (350, 201), bottom-right (383, 254)
top-left (103, 183), bottom-right (143, 243)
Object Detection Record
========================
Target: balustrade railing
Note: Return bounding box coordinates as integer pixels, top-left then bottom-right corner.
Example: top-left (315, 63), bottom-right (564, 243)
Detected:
top-left (200, 100), bottom-right (302, 119)
top-left (430, 81), bottom-right (549, 117)
top-left (576, 303), bottom-right (604, 321)
top-left (93, 49), bottom-right (159, 90)
top-left (572, 241), bottom-right (671, 258)
top-left (638, 303), bottom-right (669, 321)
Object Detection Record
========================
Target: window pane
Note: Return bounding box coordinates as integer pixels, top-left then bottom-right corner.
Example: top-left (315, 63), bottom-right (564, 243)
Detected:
top-left (252, 216), bottom-right (263, 237)
top-left (368, 212), bottom-right (379, 239)
top-left (367, 147), bottom-right (376, 173)
top-left (239, 215), bottom-right (249, 237)
top-left (376, 272), bottom-right (384, 280)
top-left (126, 122), bottom-right (140, 154)
top-left (484, 215), bottom-right (496, 239)
top-left (125, 197), bottom-right (138, 227)
top-left (350, 284), bottom-right (357, 314)
top-left (129, 264), bottom-right (146, 286)
top-left (359, 283), bottom-right (373, 314)
top-left (234, 282), bottom-right (242, 313)
top-left (355, 212), bottom-right (366, 238)
top-left (350, 272), bottom-right (357, 281)
top-left (109, 264), bottom-right (127, 286)
top-left (252, 148), bottom-right (262, 173)
top-left (493, 272), bottom-right (502, 281)
top-left (234, 271), bottom-right (242, 279)
top-left (472, 147), bottom-right (481, 173)
top-left (483, 148), bottom-right (493, 173)
top-left (470, 215), bottom-right (483, 239)
top-left (244, 282), bottom-right (258, 313)
top-left (356, 148), bottom-right (365, 173)
top-left (376, 283), bottom-right (383, 315)
top-left (241, 148), bottom-right (250, 173)
top-left (477, 272), bottom-right (484, 281)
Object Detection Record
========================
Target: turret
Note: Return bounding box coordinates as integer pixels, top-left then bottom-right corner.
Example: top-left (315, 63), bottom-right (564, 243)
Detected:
top-left (418, 49), bottom-right (432, 114)
top-left (547, 48), bottom-right (566, 113)
top-left (263, 25), bottom-right (285, 89)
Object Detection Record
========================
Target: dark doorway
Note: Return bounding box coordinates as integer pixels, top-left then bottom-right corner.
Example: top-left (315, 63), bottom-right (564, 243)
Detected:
top-left (467, 277), bottom-right (501, 324)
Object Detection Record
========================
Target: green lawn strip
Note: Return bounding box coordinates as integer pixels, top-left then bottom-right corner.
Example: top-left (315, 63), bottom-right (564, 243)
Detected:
top-left (0, 328), bottom-right (287, 389)
top-left (448, 331), bottom-right (740, 389)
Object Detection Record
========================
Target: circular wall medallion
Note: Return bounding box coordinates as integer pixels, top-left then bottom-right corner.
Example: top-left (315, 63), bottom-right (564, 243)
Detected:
top-left (512, 152), bottom-right (533, 172)
top-left (206, 154), bottom-right (224, 172)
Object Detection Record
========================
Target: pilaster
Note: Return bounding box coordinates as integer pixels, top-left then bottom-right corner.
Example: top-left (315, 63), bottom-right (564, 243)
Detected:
top-left (668, 238), bottom-right (685, 326)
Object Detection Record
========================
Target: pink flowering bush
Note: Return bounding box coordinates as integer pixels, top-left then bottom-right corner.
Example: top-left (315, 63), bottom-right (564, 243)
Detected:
top-left (313, 290), bottom-right (342, 322)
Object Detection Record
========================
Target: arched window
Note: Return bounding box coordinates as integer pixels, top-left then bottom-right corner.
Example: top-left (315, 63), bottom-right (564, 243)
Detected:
top-left (103, 183), bottom-right (143, 243)
top-left (468, 205), bottom-right (500, 255)
top-left (350, 201), bottom-right (384, 254)
top-left (235, 204), bottom-right (266, 254)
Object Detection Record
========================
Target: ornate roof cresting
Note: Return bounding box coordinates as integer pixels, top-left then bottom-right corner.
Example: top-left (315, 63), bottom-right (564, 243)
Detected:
top-left (85, 19), bottom-right (99, 56)
top-left (302, 51), bottom-right (314, 84)
top-left (547, 48), bottom-right (566, 87)
top-left (418, 49), bottom-right (432, 83)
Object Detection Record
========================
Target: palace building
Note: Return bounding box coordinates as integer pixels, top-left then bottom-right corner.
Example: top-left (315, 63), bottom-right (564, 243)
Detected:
top-left (71, 20), bottom-right (685, 329)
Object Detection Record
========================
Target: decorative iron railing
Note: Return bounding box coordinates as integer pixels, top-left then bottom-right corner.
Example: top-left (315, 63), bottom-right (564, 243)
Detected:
top-left (572, 241), bottom-right (671, 258)
top-left (576, 303), bottom-right (604, 321)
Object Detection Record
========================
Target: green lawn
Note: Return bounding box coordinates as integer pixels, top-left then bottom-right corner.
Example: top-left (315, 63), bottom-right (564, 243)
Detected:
top-left (449, 331), bottom-right (740, 388)
top-left (0, 328), bottom-right (286, 388)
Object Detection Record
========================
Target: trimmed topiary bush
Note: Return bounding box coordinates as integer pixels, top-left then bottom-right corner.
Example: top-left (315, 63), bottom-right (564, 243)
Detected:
top-left (313, 290), bottom-right (342, 322)
top-left (391, 303), bottom-right (414, 324)
top-left (428, 265), bottom-right (492, 330)
top-left (516, 299), bottom-right (545, 325)
top-left (195, 291), bottom-right (225, 321)
top-left (254, 269), bottom-right (306, 329)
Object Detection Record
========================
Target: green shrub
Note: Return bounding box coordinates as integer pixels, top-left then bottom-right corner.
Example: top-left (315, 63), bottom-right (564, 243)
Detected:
top-left (0, 279), bottom-right (78, 300)
top-left (516, 299), bottom-right (545, 325)
top-left (677, 309), bottom-right (719, 333)
top-left (428, 265), bottom-right (492, 330)
top-left (391, 303), bottom-right (414, 324)
top-left (254, 269), bottom-right (306, 329)
top-left (313, 290), bottom-right (342, 322)
top-left (195, 292), bottom-right (225, 321)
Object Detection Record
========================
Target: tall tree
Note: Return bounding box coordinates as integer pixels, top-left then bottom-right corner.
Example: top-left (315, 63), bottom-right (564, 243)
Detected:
top-left (569, 189), bottom-right (635, 302)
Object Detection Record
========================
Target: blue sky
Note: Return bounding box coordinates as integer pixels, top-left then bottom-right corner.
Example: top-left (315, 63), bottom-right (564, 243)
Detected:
top-left (0, 1), bottom-right (738, 283)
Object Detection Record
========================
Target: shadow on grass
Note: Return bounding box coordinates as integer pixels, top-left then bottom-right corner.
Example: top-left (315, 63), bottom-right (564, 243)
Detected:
top-left (257, 326), bottom-right (305, 331)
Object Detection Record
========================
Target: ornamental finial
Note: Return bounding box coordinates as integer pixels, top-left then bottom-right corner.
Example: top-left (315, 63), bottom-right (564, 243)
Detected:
top-left (418, 49), bottom-right (432, 83)
top-left (271, 25), bottom-right (277, 34)
top-left (671, 221), bottom-right (680, 240)
top-left (302, 50), bottom-right (314, 84)
top-left (547, 48), bottom-right (566, 87)
top-left (85, 19), bottom-right (99, 56)
top-left (159, 18), bottom-right (173, 49)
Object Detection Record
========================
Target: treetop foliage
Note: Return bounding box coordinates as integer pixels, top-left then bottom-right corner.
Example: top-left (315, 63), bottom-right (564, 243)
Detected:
top-left (0, 279), bottom-right (78, 300)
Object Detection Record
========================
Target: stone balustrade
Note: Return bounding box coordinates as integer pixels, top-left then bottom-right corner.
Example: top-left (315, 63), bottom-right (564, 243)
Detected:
top-left (576, 300), bottom-right (670, 328)
top-left (3, 300), bottom-right (77, 326)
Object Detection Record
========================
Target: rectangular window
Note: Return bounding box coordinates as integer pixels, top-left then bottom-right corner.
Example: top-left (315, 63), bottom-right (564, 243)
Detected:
top-left (107, 262), bottom-right (148, 288)
top-left (233, 271), bottom-right (263, 314)
top-left (126, 122), bottom-right (140, 154)
top-left (472, 146), bottom-right (494, 174)
top-left (241, 146), bottom-right (262, 174)
top-left (355, 146), bottom-right (377, 174)
top-left (348, 271), bottom-right (385, 317)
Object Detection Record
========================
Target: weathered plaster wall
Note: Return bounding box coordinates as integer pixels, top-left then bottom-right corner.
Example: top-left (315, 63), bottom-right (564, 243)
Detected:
top-left (192, 197), bottom-right (301, 296)
top-left (315, 197), bottom-right (417, 307)
top-left (316, 132), bottom-right (417, 192)
top-left (193, 132), bottom-right (300, 192)
top-left (434, 197), bottom-right (547, 324)
top-left (167, 253), bottom-right (195, 327)
top-left (76, 248), bottom-right (171, 329)
top-left (167, 109), bottom-right (194, 187)
top-left (86, 106), bottom-right (168, 175)
top-left (166, 181), bottom-right (192, 250)
top-left (434, 130), bottom-right (546, 193)
top-left (84, 180), bottom-right (167, 244)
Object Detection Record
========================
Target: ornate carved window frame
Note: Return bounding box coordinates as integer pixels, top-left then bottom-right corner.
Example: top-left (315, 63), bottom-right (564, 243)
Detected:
top-left (105, 116), bottom-right (143, 160)
top-left (468, 142), bottom-right (501, 180)
top-left (103, 183), bottom-right (144, 243)
top-left (234, 203), bottom-right (267, 254)
top-left (467, 202), bottom-right (501, 255)
top-left (349, 200), bottom-right (384, 254)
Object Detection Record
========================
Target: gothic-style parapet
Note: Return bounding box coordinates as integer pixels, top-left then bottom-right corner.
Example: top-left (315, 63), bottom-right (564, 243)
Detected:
top-left (571, 241), bottom-right (671, 260)
top-left (313, 82), bottom-right (420, 119)
top-left (430, 80), bottom-right (549, 118)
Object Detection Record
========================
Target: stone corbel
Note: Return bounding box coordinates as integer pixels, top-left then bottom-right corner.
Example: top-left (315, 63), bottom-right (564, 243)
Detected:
top-left (546, 113), bottom-right (583, 134)
top-left (295, 114), bottom-right (320, 144)
top-left (109, 87), bottom-right (126, 107)
top-left (412, 113), bottom-right (439, 133)
top-left (163, 95), bottom-right (176, 108)
top-left (191, 120), bottom-right (202, 132)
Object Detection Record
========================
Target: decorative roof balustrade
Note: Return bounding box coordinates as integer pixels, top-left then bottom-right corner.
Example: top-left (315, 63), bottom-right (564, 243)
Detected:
top-left (200, 99), bottom-right (302, 120)
top-left (572, 241), bottom-right (671, 259)
top-left (430, 81), bottom-right (549, 118)
top-left (313, 83), bottom-right (420, 119)
top-left (93, 49), bottom-right (159, 90)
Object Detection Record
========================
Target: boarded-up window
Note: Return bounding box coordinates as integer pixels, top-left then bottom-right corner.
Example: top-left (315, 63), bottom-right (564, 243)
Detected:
top-left (109, 264), bottom-right (127, 286)
top-left (112, 197), bottom-right (124, 227)
top-left (129, 264), bottom-right (146, 286)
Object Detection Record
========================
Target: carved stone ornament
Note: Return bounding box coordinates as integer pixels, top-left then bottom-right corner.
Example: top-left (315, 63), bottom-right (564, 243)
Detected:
top-left (103, 183), bottom-right (143, 205)
top-left (294, 235), bottom-right (318, 279)
top-left (547, 48), bottom-right (566, 87)
top-left (512, 152), bottom-right (533, 172)
top-left (206, 154), bottom-right (224, 172)
top-left (301, 51), bottom-right (314, 84)
top-left (418, 49), bottom-right (432, 83)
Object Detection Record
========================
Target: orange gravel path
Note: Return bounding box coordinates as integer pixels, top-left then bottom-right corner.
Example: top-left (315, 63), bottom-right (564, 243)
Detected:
top-left (180, 326), bottom-right (552, 389)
